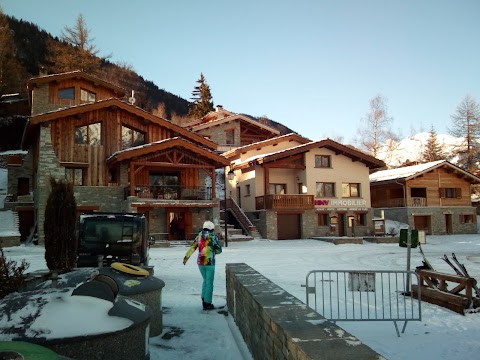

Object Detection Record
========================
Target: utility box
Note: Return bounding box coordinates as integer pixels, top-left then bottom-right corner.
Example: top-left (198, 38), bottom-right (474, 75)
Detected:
top-left (399, 229), bottom-right (419, 248)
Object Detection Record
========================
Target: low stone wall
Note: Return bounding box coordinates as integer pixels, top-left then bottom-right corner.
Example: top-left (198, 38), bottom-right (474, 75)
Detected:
top-left (225, 263), bottom-right (384, 360)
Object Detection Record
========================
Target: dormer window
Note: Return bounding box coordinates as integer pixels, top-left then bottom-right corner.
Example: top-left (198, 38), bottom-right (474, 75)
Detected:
top-left (81, 88), bottom-right (96, 102)
top-left (58, 87), bottom-right (75, 100)
top-left (122, 125), bottom-right (145, 149)
top-left (75, 122), bottom-right (101, 145)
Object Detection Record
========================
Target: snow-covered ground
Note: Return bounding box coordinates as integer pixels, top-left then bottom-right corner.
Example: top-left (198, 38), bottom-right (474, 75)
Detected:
top-left (2, 168), bottom-right (480, 359)
top-left (2, 234), bottom-right (480, 360)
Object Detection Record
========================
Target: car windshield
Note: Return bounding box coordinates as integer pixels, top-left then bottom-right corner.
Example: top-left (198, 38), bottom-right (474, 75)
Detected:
top-left (81, 218), bottom-right (141, 245)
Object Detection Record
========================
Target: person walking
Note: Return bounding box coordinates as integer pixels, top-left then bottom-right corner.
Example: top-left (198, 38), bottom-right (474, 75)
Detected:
top-left (183, 220), bottom-right (222, 310)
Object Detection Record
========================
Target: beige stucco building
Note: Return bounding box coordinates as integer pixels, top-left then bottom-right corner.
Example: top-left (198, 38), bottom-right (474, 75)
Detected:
top-left (223, 134), bottom-right (385, 239)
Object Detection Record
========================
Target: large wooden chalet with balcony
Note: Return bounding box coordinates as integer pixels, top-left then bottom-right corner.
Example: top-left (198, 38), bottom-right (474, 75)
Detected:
top-left (370, 160), bottom-right (480, 235)
top-left (222, 133), bottom-right (386, 239)
top-left (5, 71), bottom-right (228, 243)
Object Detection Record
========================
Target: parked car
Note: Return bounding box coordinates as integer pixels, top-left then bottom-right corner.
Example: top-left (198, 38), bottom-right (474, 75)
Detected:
top-left (77, 213), bottom-right (153, 268)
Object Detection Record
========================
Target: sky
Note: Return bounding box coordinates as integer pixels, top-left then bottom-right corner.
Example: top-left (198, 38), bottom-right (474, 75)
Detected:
top-left (3, 0), bottom-right (479, 143)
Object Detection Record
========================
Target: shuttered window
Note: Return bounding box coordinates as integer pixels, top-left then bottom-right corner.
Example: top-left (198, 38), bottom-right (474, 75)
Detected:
top-left (439, 188), bottom-right (462, 198)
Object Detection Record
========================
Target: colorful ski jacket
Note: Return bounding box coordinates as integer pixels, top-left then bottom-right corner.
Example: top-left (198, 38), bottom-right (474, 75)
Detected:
top-left (184, 230), bottom-right (222, 265)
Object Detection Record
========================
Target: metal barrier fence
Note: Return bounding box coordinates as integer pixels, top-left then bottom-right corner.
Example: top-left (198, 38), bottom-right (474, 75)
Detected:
top-left (304, 270), bottom-right (422, 336)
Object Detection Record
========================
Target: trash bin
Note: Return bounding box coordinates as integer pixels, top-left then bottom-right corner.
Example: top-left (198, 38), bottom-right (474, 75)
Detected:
top-left (399, 229), bottom-right (419, 248)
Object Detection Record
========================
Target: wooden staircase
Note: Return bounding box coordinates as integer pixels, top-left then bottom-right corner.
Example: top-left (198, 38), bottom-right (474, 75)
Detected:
top-left (220, 198), bottom-right (261, 241)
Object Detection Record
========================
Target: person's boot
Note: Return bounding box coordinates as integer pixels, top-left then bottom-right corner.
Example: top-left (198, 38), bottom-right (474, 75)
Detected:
top-left (202, 298), bottom-right (206, 308)
top-left (203, 302), bottom-right (214, 311)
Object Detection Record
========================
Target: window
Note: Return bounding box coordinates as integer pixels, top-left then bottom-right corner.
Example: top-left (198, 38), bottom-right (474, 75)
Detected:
top-left (225, 129), bottom-right (235, 145)
top-left (315, 155), bottom-right (331, 168)
top-left (75, 123), bottom-right (101, 145)
top-left (269, 183), bottom-right (286, 194)
top-left (318, 213), bottom-right (329, 226)
top-left (460, 214), bottom-right (475, 224)
top-left (58, 87), bottom-right (75, 100)
top-left (65, 168), bottom-right (83, 185)
top-left (245, 184), bottom-right (251, 196)
top-left (80, 88), bottom-right (96, 102)
top-left (108, 167), bottom-right (119, 184)
top-left (354, 212), bottom-right (367, 226)
top-left (440, 187), bottom-right (461, 199)
top-left (122, 125), bottom-right (145, 149)
top-left (316, 182), bottom-right (335, 197)
top-left (342, 183), bottom-right (360, 197)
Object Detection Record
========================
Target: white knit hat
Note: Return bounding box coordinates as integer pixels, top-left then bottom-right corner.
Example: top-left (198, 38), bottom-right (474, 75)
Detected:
top-left (203, 221), bottom-right (215, 230)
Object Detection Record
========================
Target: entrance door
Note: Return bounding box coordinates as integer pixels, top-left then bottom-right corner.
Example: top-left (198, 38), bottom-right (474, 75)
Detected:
top-left (337, 213), bottom-right (346, 236)
top-left (237, 186), bottom-right (241, 208)
top-left (277, 214), bottom-right (301, 239)
top-left (18, 177), bottom-right (29, 196)
top-left (414, 215), bottom-right (431, 234)
top-left (167, 210), bottom-right (192, 240)
top-left (445, 214), bottom-right (453, 234)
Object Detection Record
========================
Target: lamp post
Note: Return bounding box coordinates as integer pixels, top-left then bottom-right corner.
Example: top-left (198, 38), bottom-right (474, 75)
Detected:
top-left (224, 167), bottom-right (235, 248)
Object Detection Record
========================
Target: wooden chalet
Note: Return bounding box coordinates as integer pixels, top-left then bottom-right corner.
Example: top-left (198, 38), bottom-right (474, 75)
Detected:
top-left (6, 71), bottom-right (228, 243)
top-left (183, 106), bottom-right (281, 152)
top-left (370, 160), bottom-right (480, 234)
top-left (223, 134), bottom-right (385, 239)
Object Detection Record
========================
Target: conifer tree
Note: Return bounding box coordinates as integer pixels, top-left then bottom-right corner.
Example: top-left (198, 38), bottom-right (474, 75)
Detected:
top-left (188, 73), bottom-right (214, 118)
top-left (0, 8), bottom-right (25, 95)
top-left (47, 14), bottom-right (106, 74)
top-left (422, 126), bottom-right (445, 162)
top-left (44, 177), bottom-right (77, 271)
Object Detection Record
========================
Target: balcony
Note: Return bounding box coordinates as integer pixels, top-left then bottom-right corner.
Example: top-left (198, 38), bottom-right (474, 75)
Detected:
top-left (255, 194), bottom-right (315, 210)
top-left (373, 197), bottom-right (427, 208)
top-left (125, 185), bottom-right (212, 201)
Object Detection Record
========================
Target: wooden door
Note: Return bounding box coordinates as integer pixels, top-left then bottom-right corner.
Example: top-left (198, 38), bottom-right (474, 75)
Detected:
top-left (277, 214), bottom-right (301, 240)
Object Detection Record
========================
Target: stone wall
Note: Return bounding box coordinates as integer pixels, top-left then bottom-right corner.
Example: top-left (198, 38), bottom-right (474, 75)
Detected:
top-left (225, 263), bottom-right (383, 360)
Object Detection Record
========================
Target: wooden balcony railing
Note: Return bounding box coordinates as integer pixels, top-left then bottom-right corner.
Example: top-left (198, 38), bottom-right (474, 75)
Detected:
top-left (373, 197), bottom-right (427, 208)
top-left (256, 194), bottom-right (315, 210)
top-left (125, 185), bottom-right (212, 200)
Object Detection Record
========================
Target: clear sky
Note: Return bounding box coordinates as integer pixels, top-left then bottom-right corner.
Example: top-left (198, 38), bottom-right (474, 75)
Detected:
top-left (2, 0), bottom-right (480, 143)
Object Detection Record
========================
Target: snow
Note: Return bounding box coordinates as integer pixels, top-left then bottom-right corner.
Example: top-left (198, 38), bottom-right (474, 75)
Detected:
top-left (2, 233), bottom-right (480, 359)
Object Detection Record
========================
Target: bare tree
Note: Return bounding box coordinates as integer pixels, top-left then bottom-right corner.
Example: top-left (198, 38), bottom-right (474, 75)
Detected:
top-left (448, 94), bottom-right (480, 173)
top-left (47, 14), bottom-right (109, 73)
top-left (356, 94), bottom-right (396, 158)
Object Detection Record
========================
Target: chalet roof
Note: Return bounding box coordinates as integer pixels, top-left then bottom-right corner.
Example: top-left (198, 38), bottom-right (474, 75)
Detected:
top-left (369, 160), bottom-right (480, 184)
top-left (233, 138), bottom-right (385, 170)
top-left (23, 98), bottom-right (218, 151)
top-left (184, 111), bottom-right (280, 136)
top-left (222, 133), bottom-right (311, 159)
top-left (26, 70), bottom-right (125, 96)
top-left (106, 137), bottom-right (228, 168)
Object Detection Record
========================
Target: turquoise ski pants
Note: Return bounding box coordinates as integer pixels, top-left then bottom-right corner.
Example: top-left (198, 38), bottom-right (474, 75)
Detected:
top-left (198, 265), bottom-right (215, 304)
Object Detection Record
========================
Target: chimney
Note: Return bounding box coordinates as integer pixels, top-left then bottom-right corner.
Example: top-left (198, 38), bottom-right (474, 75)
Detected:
top-left (216, 105), bottom-right (223, 112)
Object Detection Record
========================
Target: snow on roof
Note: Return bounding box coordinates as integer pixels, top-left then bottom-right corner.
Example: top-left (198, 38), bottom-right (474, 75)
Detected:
top-left (369, 160), bottom-right (445, 182)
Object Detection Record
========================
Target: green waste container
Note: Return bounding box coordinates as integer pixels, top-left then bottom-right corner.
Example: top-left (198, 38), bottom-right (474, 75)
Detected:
top-left (399, 229), bottom-right (419, 248)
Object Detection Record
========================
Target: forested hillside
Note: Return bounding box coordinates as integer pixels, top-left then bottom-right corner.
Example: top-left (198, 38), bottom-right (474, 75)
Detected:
top-left (2, 15), bottom-right (292, 136)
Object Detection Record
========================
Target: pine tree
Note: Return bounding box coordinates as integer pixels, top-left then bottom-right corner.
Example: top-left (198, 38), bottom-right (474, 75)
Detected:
top-left (46, 14), bottom-right (106, 74)
top-left (188, 73), bottom-right (214, 118)
top-left (422, 126), bottom-right (445, 162)
top-left (44, 177), bottom-right (77, 271)
top-left (448, 94), bottom-right (480, 173)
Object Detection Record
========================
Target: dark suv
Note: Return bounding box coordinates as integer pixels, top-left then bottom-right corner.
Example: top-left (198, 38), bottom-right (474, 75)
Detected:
top-left (77, 213), bottom-right (152, 267)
